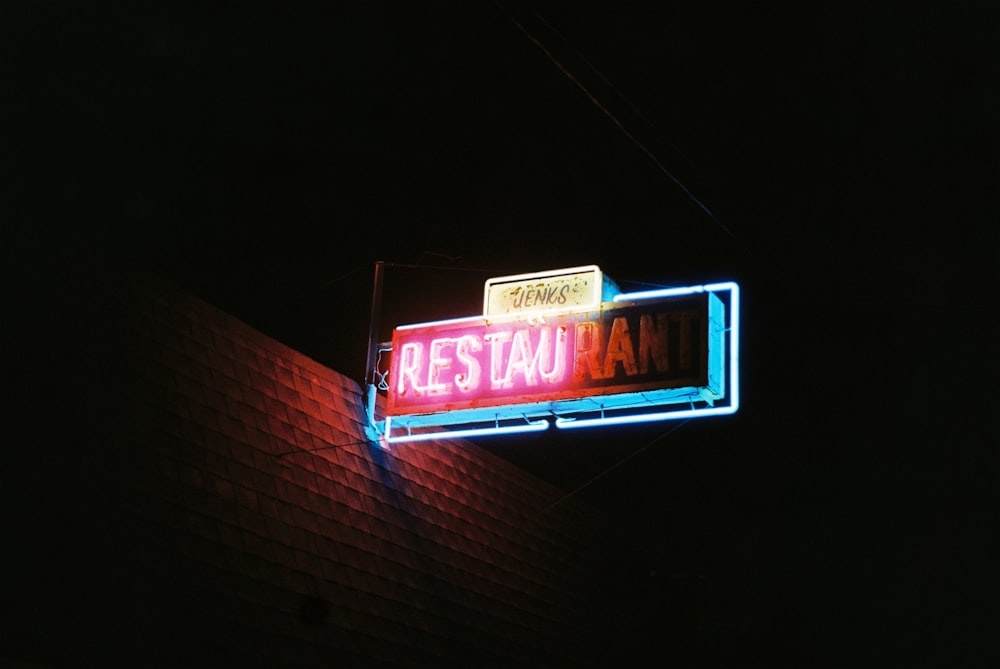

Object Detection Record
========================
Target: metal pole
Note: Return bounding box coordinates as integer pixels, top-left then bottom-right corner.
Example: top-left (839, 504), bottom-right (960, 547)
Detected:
top-left (364, 260), bottom-right (385, 388)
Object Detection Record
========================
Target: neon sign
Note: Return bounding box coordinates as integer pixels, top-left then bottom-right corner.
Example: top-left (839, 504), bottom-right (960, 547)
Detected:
top-left (483, 264), bottom-right (618, 316)
top-left (382, 274), bottom-right (739, 443)
top-left (390, 295), bottom-right (711, 413)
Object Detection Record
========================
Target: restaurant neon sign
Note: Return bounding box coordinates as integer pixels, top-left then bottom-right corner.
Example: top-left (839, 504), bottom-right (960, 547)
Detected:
top-left (380, 270), bottom-right (739, 443)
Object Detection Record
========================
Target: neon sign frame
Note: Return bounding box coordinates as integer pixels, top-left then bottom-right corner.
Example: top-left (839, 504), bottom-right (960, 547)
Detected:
top-left (380, 281), bottom-right (739, 444)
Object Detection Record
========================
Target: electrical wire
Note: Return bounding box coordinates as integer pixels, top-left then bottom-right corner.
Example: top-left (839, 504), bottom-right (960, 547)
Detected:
top-left (544, 419), bottom-right (692, 511)
top-left (493, 1), bottom-right (739, 243)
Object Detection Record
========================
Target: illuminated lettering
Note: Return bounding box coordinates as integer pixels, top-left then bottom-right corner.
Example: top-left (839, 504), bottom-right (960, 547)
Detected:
top-left (497, 326), bottom-right (569, 389)
top-left (484, 331), bottom-right (512, 389)
top-left (388, 294), bottom-right (715, 417)
top-left (426, 338), bottom-right (453, 395)
top-left (502, 329), bottom-right (535, 388)
top-left (539, 326), bottom-right (568, 383)
top-left (396, 342), bottom-right (425, 396)
top-left (454, 335), bottom-right (482, 393)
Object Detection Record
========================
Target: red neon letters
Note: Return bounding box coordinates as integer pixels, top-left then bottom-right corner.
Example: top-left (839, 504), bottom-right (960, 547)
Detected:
top-left (388, 296), bottom-right (708, 417)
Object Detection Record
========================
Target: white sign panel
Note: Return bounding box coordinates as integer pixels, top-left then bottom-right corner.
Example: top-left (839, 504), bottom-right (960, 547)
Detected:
top-left (483, 265), bottom-right (612, 317)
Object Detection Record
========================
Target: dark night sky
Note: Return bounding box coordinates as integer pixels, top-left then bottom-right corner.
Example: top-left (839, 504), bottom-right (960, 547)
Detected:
top-left (6, 1), bottom-right (998, 664)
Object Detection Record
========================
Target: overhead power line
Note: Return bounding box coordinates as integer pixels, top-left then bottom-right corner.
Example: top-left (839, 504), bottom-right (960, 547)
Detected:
top-left (545, 419), bottom-right (693, 511)
top-left (494, 1), bottom-right (739, 243)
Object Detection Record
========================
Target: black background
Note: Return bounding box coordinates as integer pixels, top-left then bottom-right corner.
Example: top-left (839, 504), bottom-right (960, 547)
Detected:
top-left (6, 1), bottom-right (997, 665)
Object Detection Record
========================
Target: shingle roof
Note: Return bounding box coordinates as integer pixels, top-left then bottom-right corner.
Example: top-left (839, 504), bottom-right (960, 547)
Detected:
top-left (4, 258), bottom-right (630, 667)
